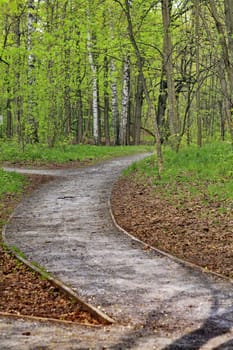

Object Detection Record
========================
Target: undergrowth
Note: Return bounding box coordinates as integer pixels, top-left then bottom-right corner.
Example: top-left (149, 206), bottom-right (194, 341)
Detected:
top-left (125, 142), bottom-right (233, 205)
top-left (0, 169), bottom-right (26, 198)
top-left (0, 142), bottom-right (152, 164)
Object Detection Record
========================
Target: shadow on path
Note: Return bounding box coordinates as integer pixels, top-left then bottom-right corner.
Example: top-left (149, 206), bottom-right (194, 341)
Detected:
top-left (108, 310), bottom-right (232, 350)
top-left (162, 316), bottom-right (231, 349)
top-left (108, 282), bottom-right (233, 350)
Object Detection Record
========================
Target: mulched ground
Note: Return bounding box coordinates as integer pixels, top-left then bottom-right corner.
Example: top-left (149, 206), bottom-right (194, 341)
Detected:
top-left (0, 173), bottom-right (101, 325)
top-left (111, 174), bottom-right (233, 280)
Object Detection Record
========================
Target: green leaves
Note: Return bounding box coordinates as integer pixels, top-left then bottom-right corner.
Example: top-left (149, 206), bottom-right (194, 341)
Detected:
top-left (0, 0), bottom-right (231, 147)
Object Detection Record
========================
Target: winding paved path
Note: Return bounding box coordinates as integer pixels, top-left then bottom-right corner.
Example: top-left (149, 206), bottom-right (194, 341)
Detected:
top-left (2, 154), bottom-right (233, 349)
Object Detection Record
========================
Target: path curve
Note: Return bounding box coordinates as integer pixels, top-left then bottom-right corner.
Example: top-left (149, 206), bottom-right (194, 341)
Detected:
top-left (1, 154), bottom-right (233, 349)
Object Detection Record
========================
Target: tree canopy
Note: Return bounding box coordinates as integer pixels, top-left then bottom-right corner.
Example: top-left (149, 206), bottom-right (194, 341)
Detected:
top-left (0, 0), bottom-right (232, 153)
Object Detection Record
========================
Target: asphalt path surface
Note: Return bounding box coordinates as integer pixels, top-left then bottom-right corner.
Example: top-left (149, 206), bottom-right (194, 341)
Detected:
top-left (2, 154), bottom-right (233, 349)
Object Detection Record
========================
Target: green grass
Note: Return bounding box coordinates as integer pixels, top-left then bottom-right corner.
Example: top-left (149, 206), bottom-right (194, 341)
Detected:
top-left (0, 169), bottom-right (26, 198)
top-left (0, 141), bottom-right (152, 164)
top-left (126, 142), bottom-right (233, 203)
top-left (10, 245), bottom-right (27, 260)
top-left (31, 261), bottom-right (52, 280)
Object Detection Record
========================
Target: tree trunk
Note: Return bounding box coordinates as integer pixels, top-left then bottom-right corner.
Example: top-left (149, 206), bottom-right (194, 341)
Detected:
top-left (161, 0), bottom-right (180, 151)
top-left (156, 74), bottom-right (168, 142)
top-left (27, 0), bottom-right (39, 143)
top-left (87, 31), bottom-right (99, 145)
top-left (63, 2), bottom-right (72, 137)
top-left (209, 0), bottom-right (233, 144)
top-left (76, 87), bottom-right (83, 144)
top-left (104, 55), bottom-right (110, 145)
top-left (218, 59), bottom-right (233, 144)
top-left (194, 0), bottom-right (202, 147)
top-left (6, 65), bottom-right (12, 138)
top-left (209, 0), bottom-right (233, 93)
top-left (224, 0), bottom-right (233, 57)
top-left (75, 30), bottom-right (83, 144)
top-left (134, 69), bottom-right (143, 144)
top-left (219, 100), bottom-right (225, 141)
top-left (14, 14), bottom-right (23, 146)
top-left (123, 0), bottom-right (163, 175)
top-left (120, 55), bottom-right (130, 145)
top-left (110, 58), bottom-right (120, 145)
top-left (64, 48), bottom-right (71, 135)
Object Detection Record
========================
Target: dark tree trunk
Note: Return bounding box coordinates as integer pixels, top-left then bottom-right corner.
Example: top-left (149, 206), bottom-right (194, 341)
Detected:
top-left (134, 69), bottom-right (143, 144)
top-left (104, 55), bottom-right (110, 145)
top-left (76, 88), bottom-right (83, 144)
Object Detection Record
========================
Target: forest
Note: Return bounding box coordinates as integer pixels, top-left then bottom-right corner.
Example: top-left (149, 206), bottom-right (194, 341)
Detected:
top-left (1, 2), bottom-right (233, 345)
top-left (0, 0), bottom-right (233, 160)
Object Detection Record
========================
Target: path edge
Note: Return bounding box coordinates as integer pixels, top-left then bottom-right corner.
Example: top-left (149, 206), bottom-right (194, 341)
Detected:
top-left (2, 208), bottom-right (115, 326)
top-left (109, 187), bottom-right (233, 285)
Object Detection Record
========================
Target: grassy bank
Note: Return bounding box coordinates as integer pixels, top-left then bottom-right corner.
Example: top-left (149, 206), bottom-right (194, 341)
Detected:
top-left (0, 142), bottom-right (152, 165)
top-left (0, 170), bottom-right (26, 227)
top-left (126, 142), bottom-right (233, 207)
top-left (0, 169), bottom-right (26, 198)
top-left (116, 141), bottom-right (233, 278)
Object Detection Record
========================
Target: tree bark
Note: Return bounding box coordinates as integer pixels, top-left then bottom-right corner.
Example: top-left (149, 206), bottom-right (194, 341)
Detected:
top-left (76, 87), bottom-right (83, 144)
top-left (161, 0), bottom-right (180, 151)
top-left (120, 55), bottom-right (131, 145)
top-left (74, 30), bottom-right (83, 144)
top-left (208, 0), bottom-right (233, 144)
top-left (209, 0), bottom-right (233, 93)
top-left (217, 59), bottom-right (233, 144)
top-left (6, 64), bottom-right (12, 138)
top-left (104, 55), bottom-right (110, 145)
top-left (134, 69), bottom-right (143, 144)
top-left (194, 0), bottom-right (202, 147)
top-left (110, 58), bottom-right (120, 145)
top-left (27, 0), bottom-right (39, 143)
top-left (123, 0), bottom-right (163, 174)
top-left (63, 2), bottom-right (71, 137)
top-left (156, 74), bottom-right (168, 142)
top-left (87, 31), bottom-right (100, 145)
top-left (14, 14), bottom-right (23, 146)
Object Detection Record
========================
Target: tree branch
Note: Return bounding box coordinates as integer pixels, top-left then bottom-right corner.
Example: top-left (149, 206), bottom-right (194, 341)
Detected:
top-left (0, 57), bottom-right (9, 66)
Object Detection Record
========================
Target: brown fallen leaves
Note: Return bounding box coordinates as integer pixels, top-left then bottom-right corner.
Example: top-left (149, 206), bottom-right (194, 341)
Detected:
top-left (111, 175), bottom-right (233, 279)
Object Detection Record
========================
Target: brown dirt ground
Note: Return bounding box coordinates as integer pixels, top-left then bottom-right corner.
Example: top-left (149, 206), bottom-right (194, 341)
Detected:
top-left (0, 171), bottom-right (101, 325)
top-left (111, 174), bottom-right (233, 280)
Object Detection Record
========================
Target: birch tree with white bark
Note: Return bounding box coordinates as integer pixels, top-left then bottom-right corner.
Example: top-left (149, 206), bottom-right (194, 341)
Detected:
top-left (120, 54), bottom-right (131, 145)
top-left (87, 27), bottom-right (100, 145)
